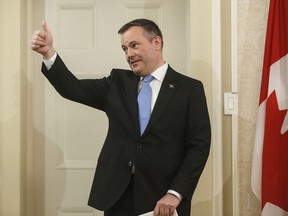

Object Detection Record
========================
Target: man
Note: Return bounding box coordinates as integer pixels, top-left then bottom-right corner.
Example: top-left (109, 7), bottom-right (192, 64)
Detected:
top-left (31, 19), bottom-right (211, 216)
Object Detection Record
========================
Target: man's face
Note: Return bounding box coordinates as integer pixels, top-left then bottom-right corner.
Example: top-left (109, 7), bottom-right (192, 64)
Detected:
top-left (120, 26), bottom-right (163, 76)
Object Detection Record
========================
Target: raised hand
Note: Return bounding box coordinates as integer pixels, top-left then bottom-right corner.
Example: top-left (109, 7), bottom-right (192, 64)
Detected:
top-left (31, 20), bottom-right (55, 59)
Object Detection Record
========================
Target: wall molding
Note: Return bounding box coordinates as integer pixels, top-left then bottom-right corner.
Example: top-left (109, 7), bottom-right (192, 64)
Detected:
top-left (231, 0), bottom-right (239, 215)
top-left (211, 0), bottom-right (223, 215)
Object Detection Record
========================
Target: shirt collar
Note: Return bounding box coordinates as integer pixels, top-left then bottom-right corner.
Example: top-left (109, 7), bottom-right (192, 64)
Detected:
top-left (150, 62), bottom-right (168, 82)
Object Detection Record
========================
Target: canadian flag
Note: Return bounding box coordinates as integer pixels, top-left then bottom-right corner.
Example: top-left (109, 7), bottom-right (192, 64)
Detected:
top-left (251, 0), bottom-right (288, 215)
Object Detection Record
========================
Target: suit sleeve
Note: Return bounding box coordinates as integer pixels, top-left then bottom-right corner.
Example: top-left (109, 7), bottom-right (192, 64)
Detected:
top-left (41, 55), bottom-right (111, 111)
top-left (170, 81), bottom-right (211, 201)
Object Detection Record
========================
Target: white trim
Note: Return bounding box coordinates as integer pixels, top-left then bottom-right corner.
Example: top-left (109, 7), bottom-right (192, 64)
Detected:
top-left (211, 0), bottom-right (223, 215)
top-left (57, 206), bottom-right (97, 215)
top-left (26, 0), bottom-right (34, 214)
top-left (185, 0), bottom-right (191, 75)
top-left (231, 0), bottom-right (239, 215)
top-left (57, 161), bottom-right (96, 170)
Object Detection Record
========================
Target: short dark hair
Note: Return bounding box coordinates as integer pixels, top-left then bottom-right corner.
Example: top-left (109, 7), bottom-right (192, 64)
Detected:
top-left (118, 18), bottom-right (163, 48)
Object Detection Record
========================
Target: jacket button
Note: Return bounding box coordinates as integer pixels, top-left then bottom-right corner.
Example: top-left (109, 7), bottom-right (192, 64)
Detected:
top-left (128, 161), bottom-right (133, 167)
top-left (137, 143), bottom-right (143, 149)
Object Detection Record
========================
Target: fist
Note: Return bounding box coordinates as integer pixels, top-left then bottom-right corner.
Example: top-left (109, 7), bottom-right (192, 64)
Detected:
top-left (31, 20), bottom-right (55, 59)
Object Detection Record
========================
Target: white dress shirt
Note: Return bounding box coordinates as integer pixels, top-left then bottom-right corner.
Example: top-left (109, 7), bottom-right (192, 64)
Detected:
top-left (140, 62), bottom-right (168, 111)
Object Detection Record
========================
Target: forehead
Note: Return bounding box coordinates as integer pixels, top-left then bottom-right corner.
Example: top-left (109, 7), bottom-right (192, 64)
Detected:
top-left (120, 26), bottom-right (147, 45)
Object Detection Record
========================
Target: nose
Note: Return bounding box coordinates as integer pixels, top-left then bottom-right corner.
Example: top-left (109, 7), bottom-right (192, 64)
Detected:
top-left (126, 48), bottom-right (135, 58)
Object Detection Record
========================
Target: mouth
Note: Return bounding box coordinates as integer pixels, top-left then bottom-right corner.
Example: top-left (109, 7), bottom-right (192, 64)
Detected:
top-left (129, 59), bottom-right (141, 66)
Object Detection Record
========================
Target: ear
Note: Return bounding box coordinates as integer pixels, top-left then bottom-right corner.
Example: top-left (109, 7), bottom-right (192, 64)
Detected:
top-left (153, 36), bottom-right (162, 51)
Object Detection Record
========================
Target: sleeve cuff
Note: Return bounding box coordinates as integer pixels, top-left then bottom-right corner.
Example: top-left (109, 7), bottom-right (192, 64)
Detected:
top-left (167, 190), bottom-right (183, 201)
top-left (42, 52), bottom-right (57, 70)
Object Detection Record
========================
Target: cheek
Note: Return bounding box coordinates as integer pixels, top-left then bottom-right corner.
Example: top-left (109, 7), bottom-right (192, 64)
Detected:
top-left (144, 52), bottom-right (156, 63)
top-left (139, 49), bottom-right (151, 60)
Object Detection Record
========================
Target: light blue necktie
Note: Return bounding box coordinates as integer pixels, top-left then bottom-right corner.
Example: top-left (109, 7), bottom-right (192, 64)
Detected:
top-left (138, 75), bottom-right (154, 134)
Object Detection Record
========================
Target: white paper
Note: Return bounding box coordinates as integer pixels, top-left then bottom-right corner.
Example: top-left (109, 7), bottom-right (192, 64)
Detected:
top-left (139, 210), bottom-right (178, 216)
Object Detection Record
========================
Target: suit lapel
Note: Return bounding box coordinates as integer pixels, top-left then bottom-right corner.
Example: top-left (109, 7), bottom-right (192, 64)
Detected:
top-left (144, 66), bottom-right (180, 135)
top-left (123, 71), bottom-right (141, 135)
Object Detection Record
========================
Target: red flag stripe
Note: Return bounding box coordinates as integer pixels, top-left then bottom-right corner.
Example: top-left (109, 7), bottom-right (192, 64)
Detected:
top-left (259, 0), bottom-right (288, 104)
top-left (252, 0), bottom-right (288, 215)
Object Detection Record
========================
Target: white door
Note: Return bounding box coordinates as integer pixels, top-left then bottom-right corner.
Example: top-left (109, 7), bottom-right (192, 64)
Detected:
top-left (34, 0), bottom-right (195, 215)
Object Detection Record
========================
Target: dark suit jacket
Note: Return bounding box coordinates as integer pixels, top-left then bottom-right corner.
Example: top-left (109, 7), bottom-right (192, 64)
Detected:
top-left (42, 55), bottom-right (211, 215)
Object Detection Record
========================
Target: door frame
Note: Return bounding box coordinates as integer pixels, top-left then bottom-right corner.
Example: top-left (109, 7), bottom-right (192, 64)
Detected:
top-left (26, 0), bottom-right (226, 216)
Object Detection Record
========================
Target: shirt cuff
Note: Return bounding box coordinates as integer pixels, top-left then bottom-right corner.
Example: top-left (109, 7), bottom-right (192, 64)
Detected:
top-left (167, 190), bottom-right (183, 201)
top-left (42, 52), bottom-right (57, 70)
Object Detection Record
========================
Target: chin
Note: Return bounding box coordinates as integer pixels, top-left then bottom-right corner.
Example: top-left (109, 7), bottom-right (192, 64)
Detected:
top-left (131, 67), bottom-right (142, 75)
top-left (132, 70), bottom-right (143, 76)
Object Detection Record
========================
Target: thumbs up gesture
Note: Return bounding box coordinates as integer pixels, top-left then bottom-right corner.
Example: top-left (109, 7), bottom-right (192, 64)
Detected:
top-left (31, 20), bottom-right (55, 59)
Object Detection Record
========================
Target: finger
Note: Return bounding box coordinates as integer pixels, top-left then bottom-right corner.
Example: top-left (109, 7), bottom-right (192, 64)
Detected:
top-left (153, 206), bottom-right (160, 216)
top-left (31, 43), bottom-right (41, 50)
top-left (165, 206), bottom-right (171, 216)
top-left (31, 34), bottom-right (46, 45)
top-left (31, 38), bottom-right (45, 49)
top-left (32, 39), bottom-right (46, 47)
top-left (159, 206), bottom-right (165, 216)
top-left (169, 208), bottom-right (175, 216)
top-left (42, 20), bottom-right (49, 33)
top-left (33, 31), bottom-right (46, 41)
top-left (165, 208), bottom-right (170, 216)
top-left (32, 34), bottom-right (45, 42)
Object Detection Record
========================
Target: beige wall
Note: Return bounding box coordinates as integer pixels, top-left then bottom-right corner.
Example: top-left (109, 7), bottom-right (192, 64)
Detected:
top-left (0, 0), bottom-right (270, 215)
top-left (189, 1), bottom-right (213, 216)
top-left (0, 0), bottom-right (27, 215)
top-left (237, 0), bottom-right (269, 215)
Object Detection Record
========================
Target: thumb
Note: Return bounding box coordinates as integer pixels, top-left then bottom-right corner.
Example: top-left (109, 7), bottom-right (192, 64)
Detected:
top-left (42, 20), bottom-right (49, 33)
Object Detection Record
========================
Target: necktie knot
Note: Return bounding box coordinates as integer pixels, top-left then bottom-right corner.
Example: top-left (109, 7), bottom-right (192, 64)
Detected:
top-left (142, 74), bottom-right (154, 83)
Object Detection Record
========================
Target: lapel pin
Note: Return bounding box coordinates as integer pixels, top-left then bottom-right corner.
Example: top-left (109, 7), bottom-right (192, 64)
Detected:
top-left (169, 84), bottom-right (175, 89)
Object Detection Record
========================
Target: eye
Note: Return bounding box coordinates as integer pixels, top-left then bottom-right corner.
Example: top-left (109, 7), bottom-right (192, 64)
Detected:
top-left (122, 46), bottom-right (127, 53)
top-left (131, 43), bottom-right (139, 49)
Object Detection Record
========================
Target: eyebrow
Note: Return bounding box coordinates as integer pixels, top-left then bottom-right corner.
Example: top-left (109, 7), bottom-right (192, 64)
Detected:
top-left (122, 40), bottom-right (140, 47)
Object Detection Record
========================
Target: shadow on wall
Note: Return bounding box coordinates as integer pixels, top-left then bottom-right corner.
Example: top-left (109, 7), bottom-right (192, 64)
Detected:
top-left (32, 129), bottom-right (66, 216)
